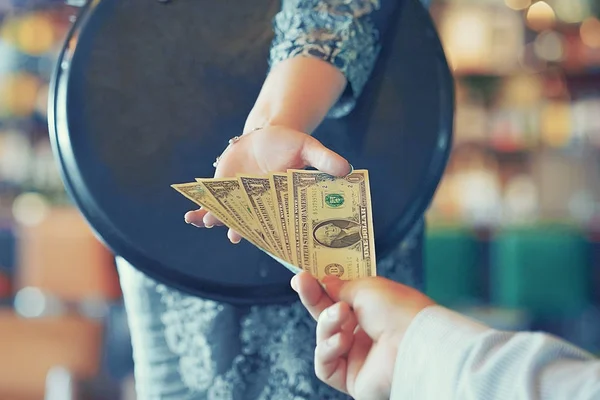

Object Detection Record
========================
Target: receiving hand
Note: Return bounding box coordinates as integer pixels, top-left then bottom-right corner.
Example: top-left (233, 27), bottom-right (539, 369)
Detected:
top-left (292, 272), bottom-right (435, 400)
top-left (183, 126), bottom-right (351, 243)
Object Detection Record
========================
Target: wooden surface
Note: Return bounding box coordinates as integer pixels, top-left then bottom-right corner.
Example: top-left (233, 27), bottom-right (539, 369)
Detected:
top-left (15, 207), bottom-right (121, 300)
top-left (1, 206), bottom-right (119, 398)
top-left (0, 310), bottom-right (102, 399)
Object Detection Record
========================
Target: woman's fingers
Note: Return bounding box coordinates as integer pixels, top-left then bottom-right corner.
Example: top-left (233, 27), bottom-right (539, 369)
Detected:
top-left (184, 209), bottom-right (241, 243)
top-left (184, 209), bottom-right (226, 228)
top-left (227, 229), bottom-right (242, 244)
top-left (202, 212), bottom-right (223, 228)
top-left (301, 136), bottom-right (352, 177)
top-left (184, 209), bottom-right (208, 227)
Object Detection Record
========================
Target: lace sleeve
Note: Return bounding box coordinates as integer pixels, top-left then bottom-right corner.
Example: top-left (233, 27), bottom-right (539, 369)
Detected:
top-left (269, 0), bottom-right (383, 118)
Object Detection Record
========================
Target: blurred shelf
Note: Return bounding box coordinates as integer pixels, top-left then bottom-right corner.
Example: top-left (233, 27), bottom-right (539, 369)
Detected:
top-left (451, 139), bottom-right (600, 155)
top-left (455, 68), bottom-right (600, 80)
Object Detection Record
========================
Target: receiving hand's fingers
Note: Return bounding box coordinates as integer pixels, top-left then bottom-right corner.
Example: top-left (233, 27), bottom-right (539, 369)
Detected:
top-left (184, 209), bottom-right (208, 227)
top-left (227, 229), bottom-right (242, 244)
top-left (317, 302), bottom-right (355, 344)
top-left (301, 136), bottom-right (351, 177)
top-left (315, 331), bottom-right (353, 394)
top-left (292, 272), bottom-right (334, 320)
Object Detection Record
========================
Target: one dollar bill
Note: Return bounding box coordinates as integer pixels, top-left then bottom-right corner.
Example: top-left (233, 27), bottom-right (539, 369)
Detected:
top-left (172, 169), bottom-right (377, 280)
top-left (287, 169), bottom-right (377, 279)
top-left (238, 175), bottom-right (286, 259)
top-left (170, 181), bottom-right (272, 253)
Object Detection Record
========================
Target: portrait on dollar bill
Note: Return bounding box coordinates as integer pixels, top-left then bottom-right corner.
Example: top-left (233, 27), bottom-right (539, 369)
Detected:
top-left (313, 219), bottom-right (362, 248)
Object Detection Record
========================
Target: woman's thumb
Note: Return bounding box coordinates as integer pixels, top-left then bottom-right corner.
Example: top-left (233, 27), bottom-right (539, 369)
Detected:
top-left (301, 136), bottom-right (352, 177)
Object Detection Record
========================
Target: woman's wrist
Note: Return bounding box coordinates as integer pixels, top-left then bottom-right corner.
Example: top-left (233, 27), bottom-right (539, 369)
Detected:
top-left (243, 57), bottom-right (347, 136)
top-left (243, 107), bottom-right (313, 136)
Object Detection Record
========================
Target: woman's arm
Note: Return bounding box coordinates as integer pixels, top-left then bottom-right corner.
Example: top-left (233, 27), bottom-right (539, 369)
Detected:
top-left (244, 57), bottom-right (345, 135)
top-left (187, 0), bottom-right (394, 236)
top-left (244, 0), bottom-right (388, 135)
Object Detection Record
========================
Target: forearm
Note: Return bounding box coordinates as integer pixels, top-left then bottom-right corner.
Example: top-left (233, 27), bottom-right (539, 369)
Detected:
top-left (244, 56), bottom-right (346, 135)
top-left (246, 0), bottom-right (390, 135)
top-left (391, 306), bottom-right (600, 399)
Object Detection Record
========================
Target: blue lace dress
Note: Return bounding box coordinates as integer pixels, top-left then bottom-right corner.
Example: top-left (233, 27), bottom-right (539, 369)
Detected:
top-left (117, 0), bottom-right (430, 398)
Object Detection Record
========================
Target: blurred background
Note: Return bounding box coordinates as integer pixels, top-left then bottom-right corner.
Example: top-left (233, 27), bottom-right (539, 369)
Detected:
top-left (0, 0), bottom-right (598, 398)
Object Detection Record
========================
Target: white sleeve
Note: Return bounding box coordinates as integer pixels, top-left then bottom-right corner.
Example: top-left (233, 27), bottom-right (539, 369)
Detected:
top-left (391, 305), bottom-right (600, 400)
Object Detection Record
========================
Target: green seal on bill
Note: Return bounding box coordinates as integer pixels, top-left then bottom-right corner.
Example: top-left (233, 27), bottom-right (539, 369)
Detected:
top-left (325, 193), bottom-right (345, 208)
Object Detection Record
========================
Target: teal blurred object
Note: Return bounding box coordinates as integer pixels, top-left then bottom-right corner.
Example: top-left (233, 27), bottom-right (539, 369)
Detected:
top-left (491, 226), bottom-right (590, 317)
top-left (458, 306), bottom-right (532, 332)
top-left (425, 228), bottom-right (480, 307)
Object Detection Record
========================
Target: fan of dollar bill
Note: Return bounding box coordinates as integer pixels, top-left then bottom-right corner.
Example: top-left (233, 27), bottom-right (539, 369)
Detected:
top-left (172, 169), bottom-right (377, 280)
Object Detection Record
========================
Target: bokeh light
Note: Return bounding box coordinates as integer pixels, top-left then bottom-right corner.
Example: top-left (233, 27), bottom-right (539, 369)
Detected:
top-left (540, 101), bottom-right (571, 147)
top-left (440, 7), bottom-right (488, 72)
top-left (580, 17), bottom-right (600, 49)
top-left (0, 13), bottom-right (56, 56)
top-left (0, 129), bottom-right (31, 184)
top-left (504, 0), bottom-right (531, 11)
top-left (526, 1), bottom-right (556, 31)
top-left (14, 286), bottom-right (47, 318)
top-left (552, 0), bottom-right (588, 24)
top-left (534, 30), bottom-right (565, 62)
top-left (501, 74), bottom-right (544, 107)
top-left (504, 174), bottom-right (539, 222)
top-left (12, 192), bottom-right (50, 226)
top-left (0, 72), bottom-right (41, 117)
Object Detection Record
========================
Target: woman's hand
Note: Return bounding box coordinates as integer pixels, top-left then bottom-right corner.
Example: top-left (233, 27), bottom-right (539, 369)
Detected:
top-left (183, 126), bottom-right (351, 243)
top-left (292, 272), bottom-right (435, 400)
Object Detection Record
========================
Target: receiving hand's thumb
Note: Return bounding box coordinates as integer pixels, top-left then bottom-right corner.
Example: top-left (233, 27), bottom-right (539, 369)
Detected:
top-left (322, 276), bottom-right (383, 306)
top-left (323, 275), bottom-right (436, 341)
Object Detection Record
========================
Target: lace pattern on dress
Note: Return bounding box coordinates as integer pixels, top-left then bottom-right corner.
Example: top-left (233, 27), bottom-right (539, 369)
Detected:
top-left (156, 284), bottom-right (224, 392)
top-left (117, 220), bottom-right (424, 399)
top-left (269, 0), bottom-right (381, 118)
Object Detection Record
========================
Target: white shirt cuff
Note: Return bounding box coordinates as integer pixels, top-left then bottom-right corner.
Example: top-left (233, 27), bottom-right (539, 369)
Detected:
top-left (390, 305), bottom-right (492, 399)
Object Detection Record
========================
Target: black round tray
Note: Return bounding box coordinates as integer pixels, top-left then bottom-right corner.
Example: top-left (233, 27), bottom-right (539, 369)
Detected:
top-left (48, 0), bottom-right (454, 305)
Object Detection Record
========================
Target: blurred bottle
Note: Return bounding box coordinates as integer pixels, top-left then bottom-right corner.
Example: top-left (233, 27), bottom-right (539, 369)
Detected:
top-left (490, 73), bottom-right (544, 150)
top-left (454, 150), bottom-right (503, 226)
top-left (503, 174), bottom-right (539, 224)
top-left (530, 148), bottom-right (594, 221)
top-left (0, 225), bottom-right (15, 300)
top-left (454, 97), bottom-right (488, 144)
top-left (540, 99), bottom-right (572, 148)
top-left (0, 129), bottom-right (32, 187)
top-left (572, 96), bottom-right (600, 147)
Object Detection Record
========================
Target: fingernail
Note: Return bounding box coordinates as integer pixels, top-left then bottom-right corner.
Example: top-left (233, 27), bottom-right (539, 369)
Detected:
top-left (190, 223), bottom-right (202, 228)
top-left (322, 275), bottom-right (338, 287)
top-left (326, 334), bottom-right (339, 347)
top-left (205, 224), bottom-right (214, 229)
top-left (290, 275), bottom-right (299, 292)
top-left (346, 163), bottom-right (354, 176)
top-left (327, 304), bottom-right (338, 319)
top-left (231, 237), bottom-right (241, 244)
